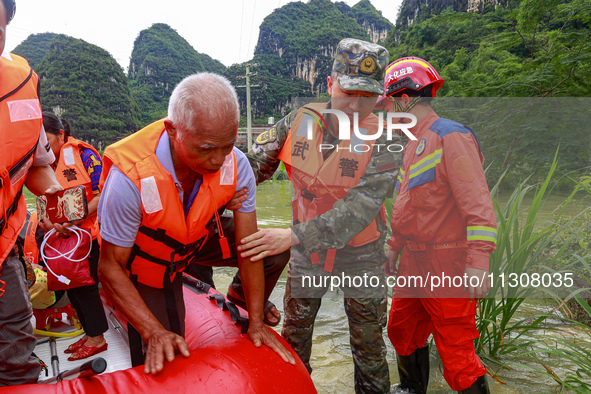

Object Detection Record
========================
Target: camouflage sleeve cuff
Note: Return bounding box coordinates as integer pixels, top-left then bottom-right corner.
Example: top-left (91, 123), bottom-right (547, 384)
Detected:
top-left (291, 223), bottom-right (308, 252)
top-left (466, 250), bottom-right (490, 271)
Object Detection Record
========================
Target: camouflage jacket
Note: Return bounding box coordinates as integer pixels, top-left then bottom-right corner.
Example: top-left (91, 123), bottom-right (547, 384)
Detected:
top-left (247, 106), bottom-right (402, 264)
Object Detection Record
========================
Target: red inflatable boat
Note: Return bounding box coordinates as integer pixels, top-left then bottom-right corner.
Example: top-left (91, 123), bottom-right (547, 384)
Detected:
top-left (1, 274), bottom-right (316, 393)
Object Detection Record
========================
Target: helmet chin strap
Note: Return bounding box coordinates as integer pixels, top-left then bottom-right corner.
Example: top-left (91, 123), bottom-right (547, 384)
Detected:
top-left (392, 96), bottom-right (422, 113)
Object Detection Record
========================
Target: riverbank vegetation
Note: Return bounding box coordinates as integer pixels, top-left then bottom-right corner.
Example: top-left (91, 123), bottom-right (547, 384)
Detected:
top-left (461, 156), bottom-right (591, 392)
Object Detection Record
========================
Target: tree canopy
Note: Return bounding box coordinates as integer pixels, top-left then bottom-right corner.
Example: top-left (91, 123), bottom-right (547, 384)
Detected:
top-left (12, 33), bottom-right (64, 70)
top-left (36, 36), bottom-right (139, 146)
top-left (128, 23), bottom-right (227, 124)
top-left (387, 0), bottom-right (591, 189)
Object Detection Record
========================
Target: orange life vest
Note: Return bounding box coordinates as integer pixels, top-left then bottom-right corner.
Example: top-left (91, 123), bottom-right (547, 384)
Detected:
top-left (277, 132), bottom-right (292, 177)
top-left (0, 53), bottom-right (43, 292)
top-left (54, 138), bottom-right (101, 237)
top-left (289, 102), bottom-right (385, 271)
top-left (101, 119), bottom-right (237, 288)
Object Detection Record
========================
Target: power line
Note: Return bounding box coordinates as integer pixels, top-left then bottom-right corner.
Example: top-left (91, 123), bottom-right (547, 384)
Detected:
top-left (236, 63), bottom-right (260, 151)
top-left (247, 0), bottom-right (257, 61)
top-left (239, 0), bottom-right (246, 62)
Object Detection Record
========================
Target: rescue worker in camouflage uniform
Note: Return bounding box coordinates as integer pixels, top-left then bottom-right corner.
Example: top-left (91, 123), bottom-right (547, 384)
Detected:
top-left (237, 38), bottom-right (401, 393)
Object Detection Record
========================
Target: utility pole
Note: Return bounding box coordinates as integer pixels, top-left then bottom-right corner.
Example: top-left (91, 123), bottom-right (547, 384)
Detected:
top-left (237, 63), bottom-right (259, 151)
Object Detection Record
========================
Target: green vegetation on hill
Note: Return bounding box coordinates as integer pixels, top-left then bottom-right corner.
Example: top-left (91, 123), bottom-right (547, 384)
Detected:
top-left (248, 0), bottom-right (389, 118)
top-left (256, 0), bottom-right (370, 60)
top-left (128, 23), bottom-right (226, 125)
top-left (36, 36), bottom-right (139, 146)
top-left (12, 33), bottom-right (64, 70)
top-left (387, 0), bottom-right (591, 189)
top-left (11, 2), bottom-right (395, 135)
top-left (350, 0), bottom-right (394, 32)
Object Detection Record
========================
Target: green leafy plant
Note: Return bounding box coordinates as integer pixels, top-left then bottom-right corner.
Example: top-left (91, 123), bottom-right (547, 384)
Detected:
top-left (473, 152), bottom-right (591, 390)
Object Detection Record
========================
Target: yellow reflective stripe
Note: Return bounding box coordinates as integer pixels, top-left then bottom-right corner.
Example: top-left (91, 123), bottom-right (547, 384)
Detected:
top-left (386, 59), bottom-right (432, 74)
top-left (409, 149), bottom-right (442, 172)
top-left (467, 226), bottom-right (497, 234)
top-left (467, 235), bottom-right (497, 243)
top-left (467, 226), bottom-right (497, 244)
top-left (409, 149), bottom-right (443, 179)
top-left (409, 158), bottom-right (441, 179)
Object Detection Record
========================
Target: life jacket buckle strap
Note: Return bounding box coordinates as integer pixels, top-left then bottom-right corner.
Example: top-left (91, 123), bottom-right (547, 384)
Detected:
top-left (168, 235), bottom-right (207, 274)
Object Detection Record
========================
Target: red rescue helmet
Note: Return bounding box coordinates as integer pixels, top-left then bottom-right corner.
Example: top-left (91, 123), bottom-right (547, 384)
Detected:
top-left (384, 57), bottom-right (444, 98)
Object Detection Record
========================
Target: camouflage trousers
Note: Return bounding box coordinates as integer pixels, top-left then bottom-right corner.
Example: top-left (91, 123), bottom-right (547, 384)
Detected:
top-left (281, 261), bottom-right (390, 394)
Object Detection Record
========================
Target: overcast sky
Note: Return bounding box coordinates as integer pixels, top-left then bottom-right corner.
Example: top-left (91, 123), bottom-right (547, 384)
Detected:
top-left (5, 0), bottom-right (401, 71)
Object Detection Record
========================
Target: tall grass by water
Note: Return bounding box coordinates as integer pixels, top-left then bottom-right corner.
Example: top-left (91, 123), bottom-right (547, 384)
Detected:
top-left (475, 153), bottom-right (591, 392)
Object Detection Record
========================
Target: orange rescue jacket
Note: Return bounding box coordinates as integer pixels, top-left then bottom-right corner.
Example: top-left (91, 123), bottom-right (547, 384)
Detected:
top-left (101, 119), bottom-right (237, 288)
top-left (0, 53), bottom-right (43, 290)
top-left (388, 111), bottom-right (497, 270)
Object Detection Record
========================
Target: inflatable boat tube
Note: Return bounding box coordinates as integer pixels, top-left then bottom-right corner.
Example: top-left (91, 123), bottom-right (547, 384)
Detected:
top-left (1, 274), bottom-right (316, 393)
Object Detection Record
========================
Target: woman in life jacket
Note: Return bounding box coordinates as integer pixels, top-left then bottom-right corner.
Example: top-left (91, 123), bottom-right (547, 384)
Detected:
top-left (43, 112), bottom-right (109, 360)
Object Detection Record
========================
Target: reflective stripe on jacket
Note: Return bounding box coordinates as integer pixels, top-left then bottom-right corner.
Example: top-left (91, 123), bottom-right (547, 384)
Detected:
top-left (389, 111), bottom-right (496, 270)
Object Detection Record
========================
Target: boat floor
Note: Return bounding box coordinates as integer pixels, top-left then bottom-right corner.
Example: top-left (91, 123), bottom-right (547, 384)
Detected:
top-left (33, 303), bottom-right (132, 381)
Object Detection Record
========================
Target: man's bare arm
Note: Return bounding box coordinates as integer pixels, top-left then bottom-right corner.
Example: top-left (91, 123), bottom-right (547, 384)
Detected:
top-left (233, 210), bottom-right (295, 365)
top-left (98, 240), bottom-right (190, 374)
top-left (25, 165), bottom-right (61, 196)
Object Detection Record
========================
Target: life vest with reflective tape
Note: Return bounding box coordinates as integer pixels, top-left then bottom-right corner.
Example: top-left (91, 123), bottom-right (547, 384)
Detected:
top-left (0, 53), bottom-right (42, 288)
top-left (54, 138), bottom-right (101, 238)
top-left (289, 102), bottom-right (386, 271)
top-left (101, 119), bottom-right (237, 288)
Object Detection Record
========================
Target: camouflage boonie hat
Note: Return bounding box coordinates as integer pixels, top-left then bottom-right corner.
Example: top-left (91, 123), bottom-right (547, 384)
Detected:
top-left (332, 38), bottom-right (389, 95)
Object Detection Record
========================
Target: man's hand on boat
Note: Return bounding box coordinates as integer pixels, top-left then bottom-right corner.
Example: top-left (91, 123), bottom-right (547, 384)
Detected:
top-left (144, 326), bottom-right (190, 375)
top-left (247, 321), bottom-right (296, 365)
